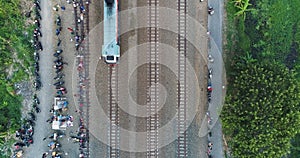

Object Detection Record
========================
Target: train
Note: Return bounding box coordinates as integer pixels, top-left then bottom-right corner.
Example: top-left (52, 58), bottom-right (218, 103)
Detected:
top-left (102, 0), bottom-right (120, 64)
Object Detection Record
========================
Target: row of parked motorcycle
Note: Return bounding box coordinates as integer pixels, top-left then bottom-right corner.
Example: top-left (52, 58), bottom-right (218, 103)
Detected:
top-left (33, 0), bottom-right (42, 91)
top-left (14, 94), bottom-right (40, 147)
top-left (13, 1), bottom-right (42, 157)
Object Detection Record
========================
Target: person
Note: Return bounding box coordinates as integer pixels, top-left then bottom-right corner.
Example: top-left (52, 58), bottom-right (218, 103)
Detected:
top-left (56, 29), bottom-right (60, 36)
top-left (42, 152), bottom-right (48, 158)
top-left (208, 7), bottom-right (214, 15)
top-left (67, 27), bottom-right (74, 33)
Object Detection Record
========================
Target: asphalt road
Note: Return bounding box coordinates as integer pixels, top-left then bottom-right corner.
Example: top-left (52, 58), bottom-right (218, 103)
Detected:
top-left (207, 0), bottom-right (226, 157)
top-left (23, 0), bottom-right (54, 156)
top-left (23, 0), bottom-right (81, 157)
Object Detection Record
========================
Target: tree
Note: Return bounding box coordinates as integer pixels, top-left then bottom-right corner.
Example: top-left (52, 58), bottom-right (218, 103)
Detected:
top-left (222, 60), bottom-right (300, 158)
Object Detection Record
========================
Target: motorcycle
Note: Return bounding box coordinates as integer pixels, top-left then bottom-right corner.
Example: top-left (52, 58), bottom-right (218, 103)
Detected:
top-left (53, 49), bottom-right (63, 57)
top-left (208, 68), bottom-right (212, 79)
top-left (57, 38), bottom-right (62, 46)
top-left (28, 112), bottom-right (36, 121)
top-left (54, 61), bottom-right (62, 66)
top-left (33, 94), bottom-right (40, 104)
top-left (54, 74), bottom-right (65, 80)
top-left (34, 28), bottom-right (42, 37)
top-left (56, 16), bottom-right (61, 26)
top-left (34, 62), bottom-right (39, 68)
top-left (54, 65), bottom-right (63, 70)
top-left (35, 72), bottom-right (40, 80)
top-left (34, 80), bottom-right (41, 90)
top-left (53, 81), bottom-right (64, 86)
top-left (56, 86), bottom-right (66, 91)
top-left (26, 119), bottom-right (35, 126)
top-left (34, 52), bottom-right (39, 61)
top-left (54, 57), bottom-right (63, 63)
top-left (56, 90), bottom-right (67, 95)
top-left (33, 104), bottom-right (41, 113)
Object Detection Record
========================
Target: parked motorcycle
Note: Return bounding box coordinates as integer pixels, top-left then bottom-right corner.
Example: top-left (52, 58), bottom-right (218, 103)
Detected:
top-left (53, 81), bottom-right (64, 86)
top-left (33, 94), bottom-right (40, 104)
top-left (34, 52), bottom-right (39, 61)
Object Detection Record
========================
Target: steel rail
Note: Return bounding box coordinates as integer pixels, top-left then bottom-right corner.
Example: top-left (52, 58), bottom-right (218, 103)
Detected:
top-left (147, 0), bottom-right (160, 157)
top-left (177, 0), bottom-right (188, 157)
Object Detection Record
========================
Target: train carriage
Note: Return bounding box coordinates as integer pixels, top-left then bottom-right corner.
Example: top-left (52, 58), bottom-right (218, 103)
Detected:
top-left (102, 0), bottom-right (120, 64)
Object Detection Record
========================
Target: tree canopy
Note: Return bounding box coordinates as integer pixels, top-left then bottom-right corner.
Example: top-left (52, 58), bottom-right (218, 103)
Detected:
top-left (222, 60), bottom-right (300, 157)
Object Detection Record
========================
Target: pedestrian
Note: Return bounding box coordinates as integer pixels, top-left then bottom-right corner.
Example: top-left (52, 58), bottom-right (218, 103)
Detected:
top-left (42, 152), bottom-right (48, 158)
top-left (67, 27), bottom-right (74, 32)
top-left (61, 6), bottom-right (66, 11)
top-left (80, 5), bottom-right (85, 12)
top-left (56, 29), bottom-right (60, 36)
top-left (73, 2), bottom-right (77, 8)
top-left (80, 13), bottom-right (84, 20)
top-left (53, 6), bottom-right (58, 11)
top-left (43, 137), bottom-right (47, 141)
top-left (208, 131), bottom-right (212, 137)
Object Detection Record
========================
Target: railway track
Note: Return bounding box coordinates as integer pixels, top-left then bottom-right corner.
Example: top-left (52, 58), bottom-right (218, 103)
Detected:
top-left (75, 0), bottom-right (90, 157)
top-left (147, 0), bottom-right (160, 157)
top-left (177, 0), bottom-right (188, 157)
top-left (107, 65), bottom-right (120, 158)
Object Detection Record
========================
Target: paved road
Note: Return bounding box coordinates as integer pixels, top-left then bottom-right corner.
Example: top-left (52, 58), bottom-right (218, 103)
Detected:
top-left (207, 0), bottom-right (226, 157)
top-left (24, 0), bottom-right (81, 157)
top-left (23, 0), bottom-right (54, 157)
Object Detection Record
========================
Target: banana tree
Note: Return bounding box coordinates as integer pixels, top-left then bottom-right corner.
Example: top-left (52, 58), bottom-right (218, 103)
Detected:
top-left (234, 0), bottom-right (255, 20)
top-left (231, 0), bottom-right (243, 8)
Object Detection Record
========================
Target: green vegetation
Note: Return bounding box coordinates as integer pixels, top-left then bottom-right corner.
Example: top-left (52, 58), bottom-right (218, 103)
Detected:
top-left (222, 60), bottom-right (300, 157)
top-left (0, 0), bottom-right (34, 156)
top-left (222, 0), bottom-right (300, 157)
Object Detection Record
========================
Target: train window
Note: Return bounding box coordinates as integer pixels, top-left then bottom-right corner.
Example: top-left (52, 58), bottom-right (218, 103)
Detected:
top-left (107, 56), bottom-right (114, 60)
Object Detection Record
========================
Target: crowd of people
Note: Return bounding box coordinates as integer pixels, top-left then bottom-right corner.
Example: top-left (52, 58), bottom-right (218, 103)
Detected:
top-left (43, 0), bottom-right (90, 157)
top-left (40, 0), bottom-right (71, 157)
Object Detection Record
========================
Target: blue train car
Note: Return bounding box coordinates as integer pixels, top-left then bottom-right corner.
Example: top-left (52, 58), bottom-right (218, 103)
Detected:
top-left (102, 0), bottom-right (120, 64)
